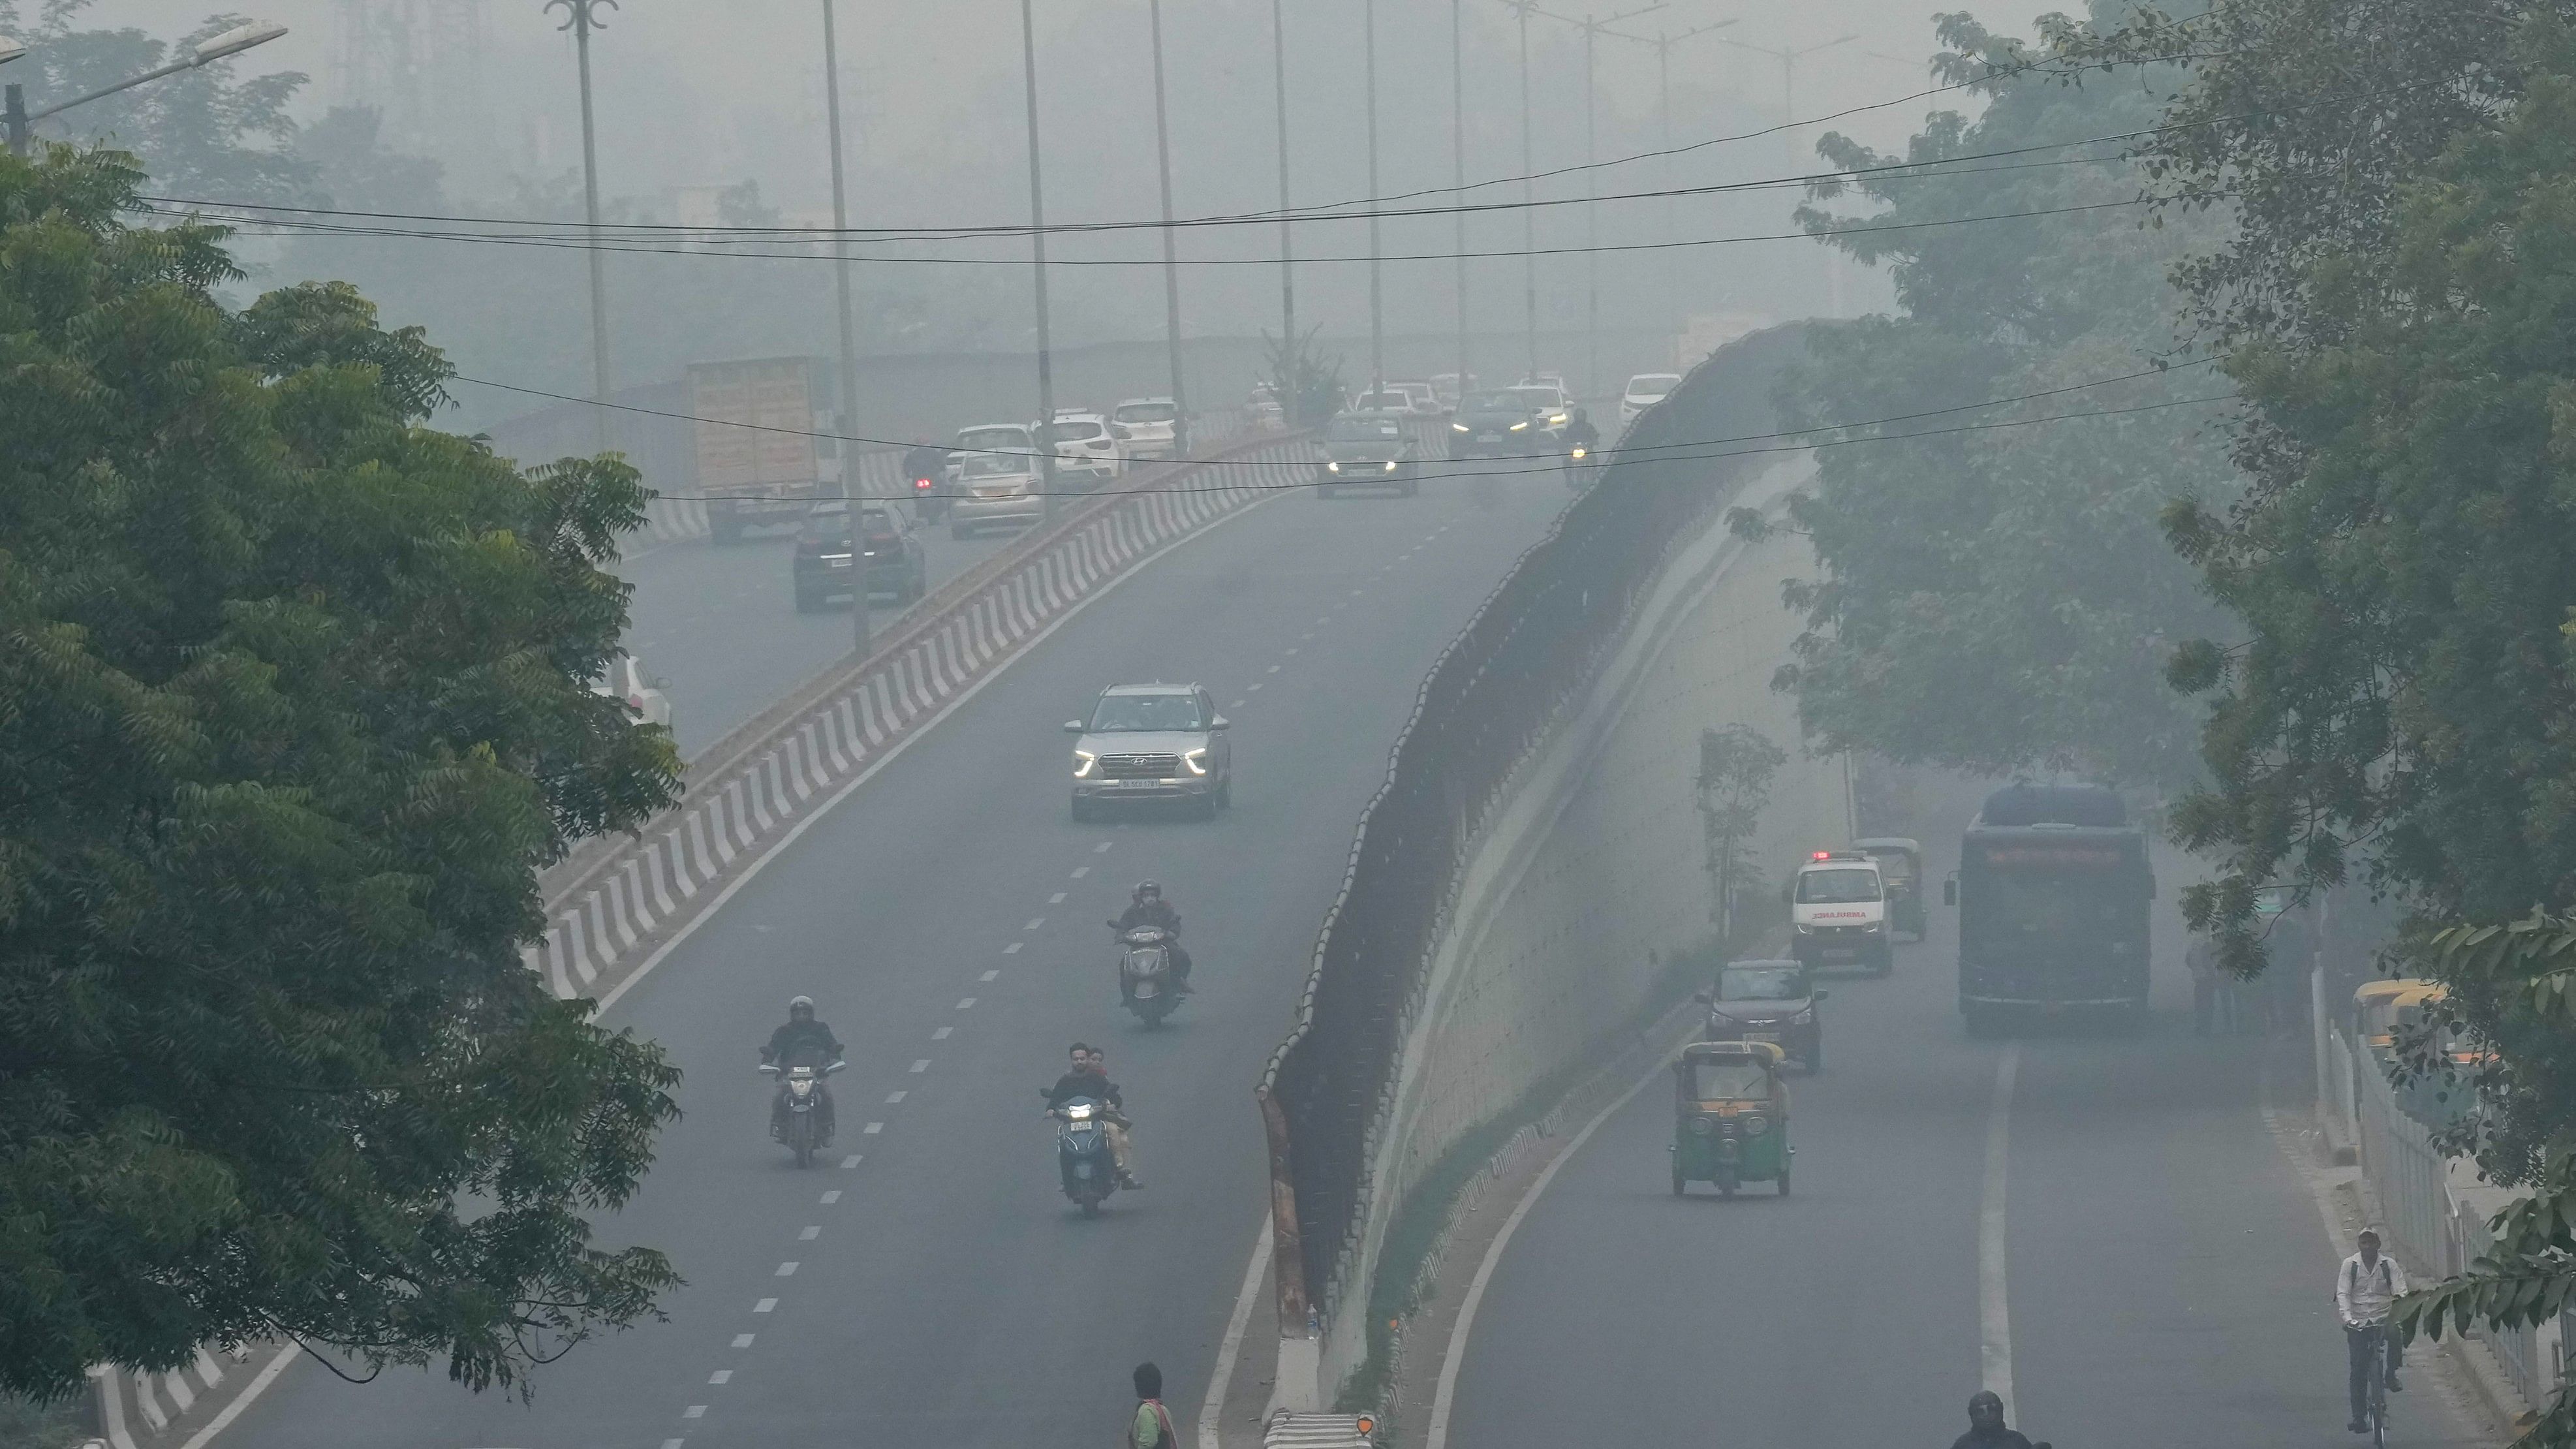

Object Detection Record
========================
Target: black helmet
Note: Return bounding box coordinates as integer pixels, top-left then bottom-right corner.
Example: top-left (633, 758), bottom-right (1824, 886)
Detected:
top-left (1967, 1391), bottom-right (2005, 1427)
top-left (788, 995), bottom-right (815, 1019)
top-left (1134, 880), bottom-right (1161, 901)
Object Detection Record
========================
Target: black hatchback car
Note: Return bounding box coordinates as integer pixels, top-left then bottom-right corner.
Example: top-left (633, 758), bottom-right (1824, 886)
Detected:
top-left (1696, 959), bottom-right (1827, 1073)
top-left (792, 501), bottom-right (927, 612)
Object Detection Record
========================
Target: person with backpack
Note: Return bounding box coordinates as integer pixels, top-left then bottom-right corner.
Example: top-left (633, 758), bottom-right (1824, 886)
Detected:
top-left (1128, 1362), bottom-right (1179, 1449)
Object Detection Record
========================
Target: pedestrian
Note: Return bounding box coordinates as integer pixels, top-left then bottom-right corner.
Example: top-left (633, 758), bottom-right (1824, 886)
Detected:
top-left (1129, 1362), bottom-right (1179, 1449)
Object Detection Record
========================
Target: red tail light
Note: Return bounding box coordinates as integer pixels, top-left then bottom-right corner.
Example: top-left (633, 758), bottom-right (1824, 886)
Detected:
top-left (913, 475), bottom-right (935, 491)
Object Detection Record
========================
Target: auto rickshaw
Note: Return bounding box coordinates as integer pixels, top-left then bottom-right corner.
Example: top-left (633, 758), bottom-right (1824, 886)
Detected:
top-left (1669, 1040), bottom-right (1792, 1197)
top-left (1854, 837), bottom-right (1926, 940)
top-left (2353, 979), bottom-right (2441, 1055)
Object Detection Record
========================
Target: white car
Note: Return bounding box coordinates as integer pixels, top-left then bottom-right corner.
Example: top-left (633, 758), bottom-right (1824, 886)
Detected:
top-left (948, 422), bottom-right (1038, 485)
top-left (591, 653), bottom-right (672, 730)
top-left (949, 451), bottom-right (1045, 537)
top-left (1350, 387), bottom-right (1413, 416)
top-left (1619, 372), bottom-right (1682, 428)
top-left (1044, 410), bottom-right (1126, 482)
top-left (1111, 397), bottom-right (1182, 461)
top-left (1387, 380), bottom-right (1444, 416)
top-left (1533, 370), bottom-right (1570, 396)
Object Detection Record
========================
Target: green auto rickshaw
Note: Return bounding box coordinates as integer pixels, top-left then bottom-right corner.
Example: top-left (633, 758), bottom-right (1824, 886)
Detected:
top-left (1669, 1040), bottom-right (1792, 1197)
top-left (1855, 837), bottom-right (1926, 941)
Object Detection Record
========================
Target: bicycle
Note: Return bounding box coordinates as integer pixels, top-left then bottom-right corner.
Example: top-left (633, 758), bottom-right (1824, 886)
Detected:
top-left (2351, 1322), bottom-right (2392, 1446)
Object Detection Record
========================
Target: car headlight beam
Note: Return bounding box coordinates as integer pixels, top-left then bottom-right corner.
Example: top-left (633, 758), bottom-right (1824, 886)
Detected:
top-left (1508, 420), bottom-right (1529, 431)
top-left (1451, 422), bottom-right (1470, 432)
top-left (1326, 461), bottom-right (1342, 473)
top-left (1183, 748), bottom-right (1209, 776)
top-left (1073, 749), bottom-right (1097, 778)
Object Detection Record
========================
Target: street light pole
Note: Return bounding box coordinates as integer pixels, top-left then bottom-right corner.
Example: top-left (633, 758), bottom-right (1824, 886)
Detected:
top-left (817, 0), bottom-right (867, 655)
top-left (1530, 3), bottom-right (1660, 402)
top-left (1512, 0), bottom-right (1535, 379)
top-left (1450, 0), bottom-right (1467, 402)
top-left (1365, 0), bottom-right (1382, 390)
top-left (1147, 0), bottom-right (1191, 454)
top-left (1719, 31), bottom-right (1855, 317)
top-left (1017, 0), bottom-right (1061, 520)
top-left (1602, 20), bottom-right (1731, 334)
top-left (4, 20), bottom-right (287, 157)
top-left (1269, 0), bottom-right (1295, 354)
top-left (546, 0), bottom-right (618, 454)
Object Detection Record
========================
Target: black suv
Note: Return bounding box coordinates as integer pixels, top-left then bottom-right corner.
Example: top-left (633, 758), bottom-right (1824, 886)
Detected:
top-left (793, 501), bottom-right (927, 612)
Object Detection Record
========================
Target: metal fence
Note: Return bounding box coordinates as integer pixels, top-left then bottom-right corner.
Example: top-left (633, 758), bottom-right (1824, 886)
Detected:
top-left (1254, 324), bottom-right (1814, 1329)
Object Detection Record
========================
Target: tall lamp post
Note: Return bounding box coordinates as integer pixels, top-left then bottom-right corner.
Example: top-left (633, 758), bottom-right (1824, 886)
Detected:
top-left (1718, 31), bottom-right (1857, 316)
top-left (1497, 0), bottom-right (1540, 380)
top-left (816, 0), bottom-right (867, 653)
top-left (1269, 0), bottom-right (1295, 360)
top-left (1147, 0), bottom-right (1191, 453)
top-left (1017, 0), bottom-right (1061, 519)
top-left (1604, 20), bottom-right (1733, 337)
top-left (1364, 0), bottom-right (1382, 391)
top-left (1530, 2), bottom-right (1660, 403)
top-left (1450, 0), bottom-right (1467, 402)
top-left (545, 0), bottom-right (618, 454)
top-left (5, 21), bottom-right (288, 156)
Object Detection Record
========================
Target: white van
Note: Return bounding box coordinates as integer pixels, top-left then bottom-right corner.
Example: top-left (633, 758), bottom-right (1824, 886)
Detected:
top-left (1788, 850), bottom-right (1891, 975)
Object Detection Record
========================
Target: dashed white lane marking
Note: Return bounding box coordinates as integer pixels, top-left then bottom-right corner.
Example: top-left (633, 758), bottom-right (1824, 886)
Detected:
top-left (1247, 683), bottom-right (1264, 692)
top-left (1265, 664), bottom-right (1281, 674)
top-left (1049, 892), bottom-right (1068, 903)
top-left (776, 1262), bottom-right (799, 1277)
top-left (799, 1226), bottom-right (821, 1240)
top-left (840, 1153), bottom-right (863, 1167)
top-left (886, 1090), bottom-right (908, 1103)
top-left (1093, 841), bottom-right (1113, 853)
top-left (709, 1370), bottom-right (732, 1384)
top-left (753, 1298), bottom-right (777, 1313)
top-left (731, 1333), bottom-right (755, 1348)
top-left (684, 1405), bottom-right (707, 1418)
top-left (1981, 1043), bottom-right (2022, 1419)
top-left (909, 1059), bottom-right (930, 1073)
top-left (1023, 917), bottom-right (1044, 930)
top-left (978, 968), bottom-right (999, 981)
top-left (864, 1123), bottom-right (884, 1134)
top-left (1349, 589), bottom-right (1365, 597)
top-left (1301, 632), bottom-right (1315, 641)
top-left (1284, 647), bottom-right (1299, 655)
top-left (1004, 942), bottom-right (1023, 954)
top-left (960, 996), bottom-right (980, 1007)
top-left (933, 1026), bottom-right (954, 1040)
top-left (1072, 865), bottom-right (1091, 879)
top-left (1230, 699), bottom-right (1245, 708)
top-left (663, 1437), bottom-right (686, 1448)
top-left (821, 1191), bottom-right (841, 1204)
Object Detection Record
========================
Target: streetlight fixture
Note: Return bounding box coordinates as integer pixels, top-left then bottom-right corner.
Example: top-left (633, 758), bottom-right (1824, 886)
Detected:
top-left (1529, 2), bottom-right (1661, 402)
top-left (816, 0), bottom-right (867, 655)
top-left (1718, 31), bottom-right (1859, 170)
top-left (544, 0), bottom-right (617, 453)
top-left (4, 20), bottom-right (288, 156)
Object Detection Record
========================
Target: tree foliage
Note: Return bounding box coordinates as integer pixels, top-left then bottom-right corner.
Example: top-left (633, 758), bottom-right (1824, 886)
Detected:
top-left (1753, 7), bottom-right (2239, 790)
top-left (0, 144), bottom-right (685, 1401)
top-left (1695, 724), bottom-right (1786, 942)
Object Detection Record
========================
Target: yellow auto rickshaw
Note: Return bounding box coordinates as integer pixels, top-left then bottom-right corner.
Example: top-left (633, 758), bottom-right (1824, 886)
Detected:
top-left (1669, 1040), bottom-right (1792, 1197)
top-left (2352, 979), bottom-right (2441, 1054)
top-left (1854, 837), bottom-right (1926, 940)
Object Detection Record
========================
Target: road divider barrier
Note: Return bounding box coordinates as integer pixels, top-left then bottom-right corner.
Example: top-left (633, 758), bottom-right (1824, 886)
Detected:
top-left (529, 427), bottom-right (1314, 1004)
top-left (1252, 325), bottom-right (1832, 1412)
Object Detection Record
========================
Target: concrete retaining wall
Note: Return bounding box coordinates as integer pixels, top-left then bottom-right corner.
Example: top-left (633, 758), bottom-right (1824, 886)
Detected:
top-left (1310, 461), bottom-right (1852, 1399)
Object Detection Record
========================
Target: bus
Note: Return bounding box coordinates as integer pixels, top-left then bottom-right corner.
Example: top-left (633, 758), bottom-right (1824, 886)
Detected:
top-left (1949, 783), bottom-right (2154, 1034)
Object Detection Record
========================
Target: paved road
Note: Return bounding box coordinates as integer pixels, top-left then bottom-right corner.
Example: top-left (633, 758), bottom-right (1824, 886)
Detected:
top-left (1446, 805), bottom-right (2490, 1449)
top-left (231, 460), bottom-right (1570, 1448)
top-left (619, 514), bottom-right (1014, 757)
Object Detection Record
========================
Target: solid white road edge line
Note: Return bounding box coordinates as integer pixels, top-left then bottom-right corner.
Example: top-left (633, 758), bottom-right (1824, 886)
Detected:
top-left (591, 482), bottom-right (1286, 1016)
top-left (1199, 1213), bottom-right (1275, 1449)
top-left (1981, 1044), bottom-right (2021, 1419)
top-left (174, 1345), bottom-right (300, 1449)
top-left (1421, 1047), bottom-right (1670, 1449)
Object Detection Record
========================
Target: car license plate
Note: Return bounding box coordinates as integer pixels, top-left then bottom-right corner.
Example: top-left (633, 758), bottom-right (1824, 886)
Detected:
top-left (1745, 1031), bottom-right (1779, 1045)
top-left (1822, 948), bottom-right (1857, 961)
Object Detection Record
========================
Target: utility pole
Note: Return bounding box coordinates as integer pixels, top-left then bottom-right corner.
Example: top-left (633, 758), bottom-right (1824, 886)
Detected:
top-left (1450, 0), bottom-right (1467, 403)
top-left (1365, 0), bottom-right (1382, 390)
top-left (1530, 3), bottom-right (1660, 403)
top-left (1605, 20), bottom-right (1733, 340)
top-left (1018, 0), bottom-right (1061, 519)
top-left (818, 0), bottom-right (867, 653)
top-left (1506, 0), bottom-right (1537, 379)
top-left (1149, 0), bottom-right (1190, 453)
top-left (546, 0), bottom-right (617, 454)
top-left (1269, 0), bottom-right (1296, 360)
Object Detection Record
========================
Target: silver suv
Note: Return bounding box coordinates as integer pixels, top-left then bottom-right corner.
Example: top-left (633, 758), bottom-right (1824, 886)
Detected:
top-left (1064, 683), bottom-right (1232, 821)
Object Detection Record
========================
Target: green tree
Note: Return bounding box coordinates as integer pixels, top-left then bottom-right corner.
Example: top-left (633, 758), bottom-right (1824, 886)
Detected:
top-left (1696, 724), bottom-right (1787, 944)
top-left (0, 146), bottom-right (684, 1403)
top-left (1737, 7), bottom-right (2239, 791)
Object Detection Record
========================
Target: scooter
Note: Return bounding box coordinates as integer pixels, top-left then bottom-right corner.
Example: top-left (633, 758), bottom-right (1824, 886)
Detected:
top-left (1113, 924), bottom-right (1182, 1027)
top-left (1042, 1091), bottom-right (1122, 1216)
top-left (760, 1057), bottom-right (845, 1168)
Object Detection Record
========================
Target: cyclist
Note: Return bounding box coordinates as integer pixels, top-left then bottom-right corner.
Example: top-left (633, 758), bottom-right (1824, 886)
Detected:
top-left (2337, 1228), bottom-right (2408, 1433)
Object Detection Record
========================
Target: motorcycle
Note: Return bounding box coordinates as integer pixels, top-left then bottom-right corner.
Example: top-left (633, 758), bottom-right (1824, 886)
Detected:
top-left (911, 471), bottom-right (950, 523)
top-left (1562, 444), bottom-right (1599, 491)
top-left (1111, 922), bottom-right (1183, 1026)
top-left (760, 1057), bottom-right (846, 1168)
top-left (1042, 1091), bottom-right (1122, 1215)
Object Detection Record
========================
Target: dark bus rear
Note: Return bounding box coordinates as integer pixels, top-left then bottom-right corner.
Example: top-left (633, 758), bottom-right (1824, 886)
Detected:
top-left (1954, 786), bottom-right (2154, 1031)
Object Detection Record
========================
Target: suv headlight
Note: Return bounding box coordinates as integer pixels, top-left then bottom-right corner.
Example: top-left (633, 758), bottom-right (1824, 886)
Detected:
top-left (1451, 422), bottom-right (1469, 432)
top-left (1382, 460), bottom-right (1398, 472)
top-left (1073, 749), bottom-right (1096, 778)
top-left (1183, 748), bottom-right (1209, 776)
top-left (1508, 420), bottom-right (1529, 431)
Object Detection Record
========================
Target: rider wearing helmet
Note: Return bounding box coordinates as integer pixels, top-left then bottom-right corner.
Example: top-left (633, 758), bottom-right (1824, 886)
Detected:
top-left (1112, 881), bottom-right (1192, 993)
top-left (763, 997), bottom-right (844, 1142)
top-left (1949, 1391), bottom-right (2034, 1449)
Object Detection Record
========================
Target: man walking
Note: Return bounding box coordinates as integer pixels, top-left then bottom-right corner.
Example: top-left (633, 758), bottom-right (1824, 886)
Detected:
top-left (2337, 1228), bottom-right (2408, 1432)
top-left (1128, 1362), bottom-right (1179, 1449)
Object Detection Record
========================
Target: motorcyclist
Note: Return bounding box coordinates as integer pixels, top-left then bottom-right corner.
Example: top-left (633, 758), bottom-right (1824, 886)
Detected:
top-left (1111, 881), bottom-right (1192, 994)
top-left (762, 996), bottom-right (843, 1143)
top-left (903, 442), bottom-right (952, 521)
top-left (1948, 1391), bottom-right (2035, 1449)
top-left (1045, 1043), bottom-right (1142, 1189)
top-left (1561, 405), bottom-right (1601, 455)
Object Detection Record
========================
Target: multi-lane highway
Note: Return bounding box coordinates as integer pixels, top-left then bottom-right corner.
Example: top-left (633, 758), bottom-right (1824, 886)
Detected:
top-left (230, 460), bottom-right (1570, 1448)
top-left (1442, 804), bottom-right (2493, 1449)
